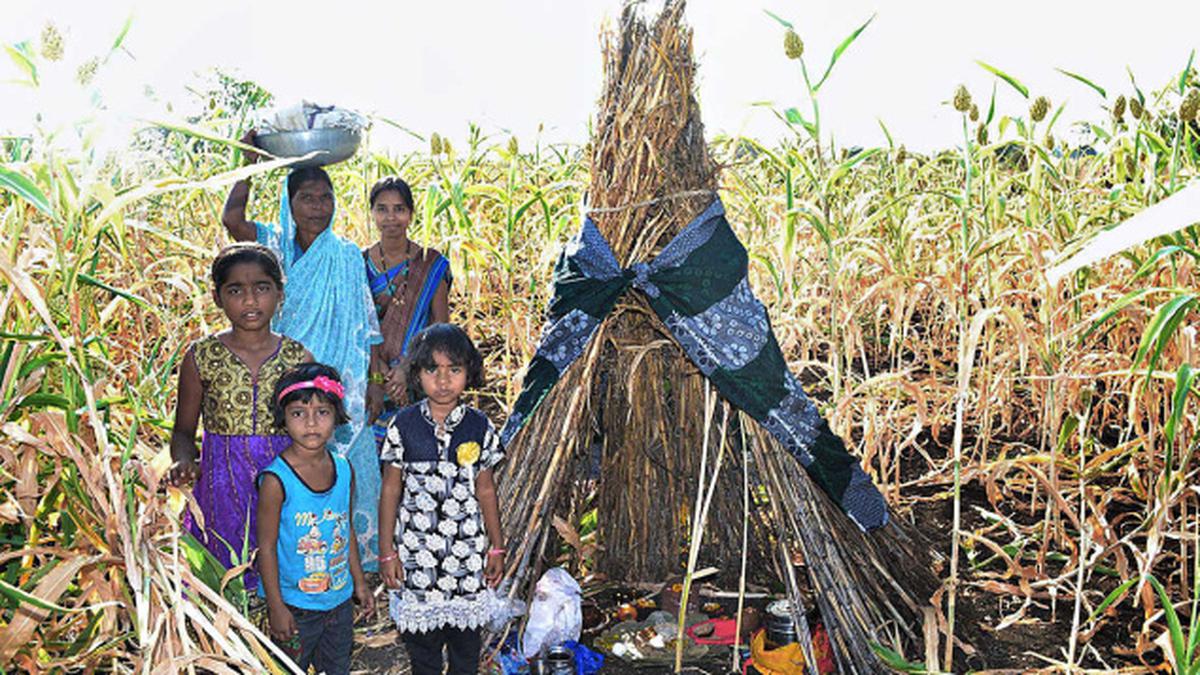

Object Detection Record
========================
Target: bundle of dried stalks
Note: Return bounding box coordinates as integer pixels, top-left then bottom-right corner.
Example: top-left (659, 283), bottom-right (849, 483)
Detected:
top-left (0, 407), bottom-right (298, 673)
top-left (496, 1), bottom-right (940, 671)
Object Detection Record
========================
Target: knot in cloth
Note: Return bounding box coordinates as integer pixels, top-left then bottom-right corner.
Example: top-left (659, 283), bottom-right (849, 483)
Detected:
top-left (625, 262), bottom-right (659, 298)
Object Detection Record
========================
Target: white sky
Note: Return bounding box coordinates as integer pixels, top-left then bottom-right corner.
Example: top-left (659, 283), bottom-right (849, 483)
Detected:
top-left (2, 0), bottom-right (1198, 154)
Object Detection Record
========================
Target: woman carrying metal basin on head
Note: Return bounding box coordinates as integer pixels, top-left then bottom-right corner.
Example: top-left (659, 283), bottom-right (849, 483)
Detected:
top-left (221, 107), bottom-right (385, 571)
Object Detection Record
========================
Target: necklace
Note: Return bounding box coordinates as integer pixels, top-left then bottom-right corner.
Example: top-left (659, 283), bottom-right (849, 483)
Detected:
top-left (377, 240), bottom-right (413, 308)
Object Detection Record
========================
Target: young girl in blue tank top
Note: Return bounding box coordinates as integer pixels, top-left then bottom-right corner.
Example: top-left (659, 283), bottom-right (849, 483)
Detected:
top-left (378, 324), bottom-right (506, 675)
top-left (257, 363), bottom-right (374, 675)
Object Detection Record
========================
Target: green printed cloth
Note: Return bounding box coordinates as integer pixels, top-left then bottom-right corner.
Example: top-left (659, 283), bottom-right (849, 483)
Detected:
top-left (499, 199), bottom-right (888, 530)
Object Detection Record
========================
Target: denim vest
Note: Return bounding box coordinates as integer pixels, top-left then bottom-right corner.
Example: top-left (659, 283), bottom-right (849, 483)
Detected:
top-left (390, 404), bottom-right (490, 463)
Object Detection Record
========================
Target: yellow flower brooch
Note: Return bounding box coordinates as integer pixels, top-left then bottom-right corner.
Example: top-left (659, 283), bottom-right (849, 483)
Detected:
top-left (456, 441), bottom-right (481, 467)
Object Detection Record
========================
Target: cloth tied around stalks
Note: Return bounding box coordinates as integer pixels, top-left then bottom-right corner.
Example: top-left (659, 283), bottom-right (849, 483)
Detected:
top-left (498, 198), bottom-right (888, 531)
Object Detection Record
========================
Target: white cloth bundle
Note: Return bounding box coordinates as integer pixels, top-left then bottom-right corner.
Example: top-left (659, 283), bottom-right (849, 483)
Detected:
top-left (256, 100), bottom-right (368, 133)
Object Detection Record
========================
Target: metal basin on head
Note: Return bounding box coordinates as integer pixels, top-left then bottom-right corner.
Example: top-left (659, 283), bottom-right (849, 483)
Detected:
top-left (254, 128), bottom-right (362, 168)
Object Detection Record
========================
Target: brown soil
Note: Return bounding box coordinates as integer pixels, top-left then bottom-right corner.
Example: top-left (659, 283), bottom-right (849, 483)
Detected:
top-left (348, 419), bottom-right (1145, 674)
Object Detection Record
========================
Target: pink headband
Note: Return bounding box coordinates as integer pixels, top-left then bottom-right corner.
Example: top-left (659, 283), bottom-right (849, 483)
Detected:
top-left (278, 375), bottom-right (344, 402)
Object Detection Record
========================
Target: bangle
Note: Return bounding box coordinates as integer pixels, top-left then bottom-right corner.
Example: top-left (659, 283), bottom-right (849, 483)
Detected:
top-left (378, 552), bottom-right (398, 563)
top-left (369, 372), bottom-right (386, 385)
top-left (487, 548), bottom-right (506, 557)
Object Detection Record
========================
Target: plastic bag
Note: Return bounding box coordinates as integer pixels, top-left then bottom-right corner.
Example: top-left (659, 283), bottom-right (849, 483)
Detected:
top-left (562, 640), bottom-right (605, 675)
top-left (488, 579), bottom-right (528, 632)
top-left (521, 568), bottom-right (582, 659)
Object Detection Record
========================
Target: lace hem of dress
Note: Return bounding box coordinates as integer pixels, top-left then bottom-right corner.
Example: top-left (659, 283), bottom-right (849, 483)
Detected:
top-left (388, 588), bottom-right (500, 633)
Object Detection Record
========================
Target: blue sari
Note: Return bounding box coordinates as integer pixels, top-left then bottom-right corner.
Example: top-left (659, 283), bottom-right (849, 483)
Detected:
top-left (255, 181), bottom-right (384, 569)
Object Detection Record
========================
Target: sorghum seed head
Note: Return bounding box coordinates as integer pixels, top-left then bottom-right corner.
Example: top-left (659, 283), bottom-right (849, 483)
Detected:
top-left (784, 30), bottom-right (805, 60)
top-left (969, 104), bottom-right (979, 122)
top-left (895, 145), bottom-right (907, 163)
top-left (430, 132), bottom-right (443, 155)
top-left (975, 123), bottom-right (989, 145)
top-left (76, 58), bottom-right (98, 86)
top-left (1112, 95), bottom-right (1126, 121)
top-left (1030, 96), bottom-right (1050, 122)
top-left (1124, 154), bottom-right (1136, 176)
top-left (953, 85), bottom-right (972, 112)
top-left (1181, 89), bottom-right (1200, 122)
top-left (507, 136), bottom-right (519, 156)
top-left (40, 23), bottom-right (64, 62)
top-left (1044, 134), bottom-right (1055, 150)
top-left (1129, 97), bottom-right (1144, 119)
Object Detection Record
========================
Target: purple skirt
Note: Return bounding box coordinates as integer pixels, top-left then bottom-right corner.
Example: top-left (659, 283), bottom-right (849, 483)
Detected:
top-left (186, 433), bottom-right (290, 591)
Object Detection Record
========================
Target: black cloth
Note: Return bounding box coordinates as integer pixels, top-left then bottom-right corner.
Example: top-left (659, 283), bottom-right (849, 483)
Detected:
top-left (402, 626), bottom-right (482, 675)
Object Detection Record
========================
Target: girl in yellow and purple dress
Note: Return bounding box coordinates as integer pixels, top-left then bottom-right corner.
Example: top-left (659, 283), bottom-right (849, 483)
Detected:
top-left (170, 243), bottom-right (311, 589)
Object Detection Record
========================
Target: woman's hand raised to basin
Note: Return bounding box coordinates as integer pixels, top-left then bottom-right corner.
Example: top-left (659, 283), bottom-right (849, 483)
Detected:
top-left (221, 130), bottom-right (260, 242)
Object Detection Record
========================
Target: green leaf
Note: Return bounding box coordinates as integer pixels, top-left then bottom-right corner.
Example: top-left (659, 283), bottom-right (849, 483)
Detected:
top-left (977, 60), bottom-right (1030, 98)
top-left (1087, 576), bottom-right (1138, 622)
top-left (110, 14), bottom-right (134, 53)
top-left (1046, 102), bottom-right (1066, 134)
top-left (869, 642), bottom-right (926, 672)
top-left (813, 15), bottom-right (874, 92)
top-left (1089, 123), bottom-right (1112, 142)
top-left (986, 82), bottom-right (998, 125)
top-left (0, 165), bottom-right (54, 218)
top-left (1127, 67), bottom-right (1145, 105)
top-left (1082, 287), bottom-right (1157, 339)
top-left (1056, 414), bottom-right (1080, 453)
top-left (824, 147), bottom-right (881, 190)
top-left (762, 9), bottom-right (793, 30)
top-left (1180, 50), bottom-right (1196, 94)
top-left (1056, 67), bottom-right (1107, 99)
top-left (1131, 245), bottom-right (1200, 281)
top-left (1147, 576), bottom-right (1188, 670)
top-left (877, 118), bottom-right (894, 147)
top-left (180, 532), bottom-right (246, 601)
top-left (4, 42), bottom-right (38, 86)
top-left (77, 272), bottom-right (149, 308)
top-left (145, 117), bottom-right (264, 155)
top-left (1165, 363), bottom-right (1197, 448)
top-left (781, 107), bottom-right (816, 136)
top-left (0, 577), bottom-right (77, 613)
top-left (1133, 293), bottom-right (1198, 372)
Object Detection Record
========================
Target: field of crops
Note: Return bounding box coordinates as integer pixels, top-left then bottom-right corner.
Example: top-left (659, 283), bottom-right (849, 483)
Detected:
top-left (3, 19), bottom-right (1200, 673)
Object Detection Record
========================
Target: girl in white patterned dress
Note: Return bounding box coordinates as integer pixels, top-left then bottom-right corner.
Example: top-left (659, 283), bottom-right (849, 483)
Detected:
top-left (377, 324), bottom-right (504, 675)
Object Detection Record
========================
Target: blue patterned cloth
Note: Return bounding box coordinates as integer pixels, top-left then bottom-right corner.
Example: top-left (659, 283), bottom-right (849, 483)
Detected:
top-left (500, 198), bottom-right (889, 531)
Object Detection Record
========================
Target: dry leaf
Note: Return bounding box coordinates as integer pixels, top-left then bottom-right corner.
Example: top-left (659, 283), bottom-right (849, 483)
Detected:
top-left (0, 555), bottom-right (97, 666)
